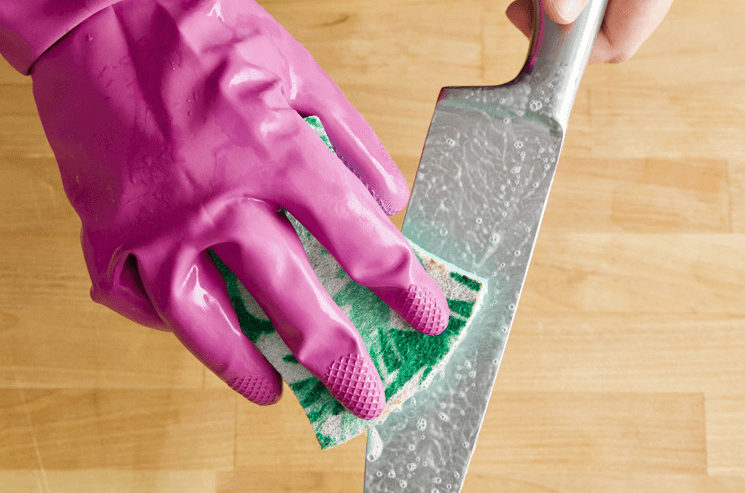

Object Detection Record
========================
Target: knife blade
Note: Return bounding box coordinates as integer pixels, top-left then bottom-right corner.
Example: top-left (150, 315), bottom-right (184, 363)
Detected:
top-left (364, 1), bottom-right (608, 491)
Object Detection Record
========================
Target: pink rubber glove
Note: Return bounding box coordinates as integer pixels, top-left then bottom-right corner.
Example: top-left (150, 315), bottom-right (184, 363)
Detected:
top-left (0, 0), bottom-right (450, 419)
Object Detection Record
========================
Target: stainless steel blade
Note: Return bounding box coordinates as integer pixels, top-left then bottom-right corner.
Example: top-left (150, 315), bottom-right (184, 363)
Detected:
top-left (364, 1), bottom-right (608, 491)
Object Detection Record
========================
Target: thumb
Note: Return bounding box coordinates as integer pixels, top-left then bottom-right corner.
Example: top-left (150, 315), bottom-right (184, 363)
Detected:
top-left (544, 0), bottom-right (590, 25)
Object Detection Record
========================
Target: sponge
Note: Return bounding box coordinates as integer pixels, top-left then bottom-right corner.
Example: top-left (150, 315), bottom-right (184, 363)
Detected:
top-left (211, 117), bottom-right (486, 449)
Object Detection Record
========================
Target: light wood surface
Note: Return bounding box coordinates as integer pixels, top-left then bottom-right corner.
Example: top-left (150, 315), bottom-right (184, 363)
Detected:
top-left (1, 1), bottom-right (743, 491)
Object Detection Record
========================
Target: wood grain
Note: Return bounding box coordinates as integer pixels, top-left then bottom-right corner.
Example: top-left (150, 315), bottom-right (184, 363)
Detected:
top-left (1, 0), bottom-right (743, 491)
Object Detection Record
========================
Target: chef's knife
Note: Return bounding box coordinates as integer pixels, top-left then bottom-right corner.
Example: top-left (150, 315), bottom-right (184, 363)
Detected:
top-left (364, 0), bottom-right (608, 491)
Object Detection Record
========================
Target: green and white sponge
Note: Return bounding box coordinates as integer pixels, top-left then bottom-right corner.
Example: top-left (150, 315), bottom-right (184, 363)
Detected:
top-left (211, 117), bottom-right (486, 449)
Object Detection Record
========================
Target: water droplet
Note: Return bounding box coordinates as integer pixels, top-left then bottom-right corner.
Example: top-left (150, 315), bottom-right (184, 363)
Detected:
top-left (376, 471), bottom-right (383, 477)
top-left (408, 444), bottom-right (416, 451)
top-left (388, 470), bottom-right (396, 478)
top-left (500, 262), bottom-right (506, 268)
top-left (416, 418), bottom-right (427, 431)
top-left (367, 427), bottom-right (384, 462)
top-left (503, 117), bottom-right (511, 124)
top-left (529, 100), bottom-right (543, 111)
top-left (514, 140), bottom-right (523, 149)
top-left (432, 489), bottom-right (440, 493)
top-left (434, 477), bottom-right (442, 484)
top-left (439, 412), bottom-right (450, 422)
top-left (446, 138), bottom-right (456, 147)
top-left (501, 211), bottom-right (508, 217)
top-left (514, 250), bottom-right (521, 256)
top-left (475, 217), bottom-right (483, 224)
top-left (454, 472), bottom-right (461, 479)
top-left (399, 479), bottom-right (408, 488)
top-left (511, 166), bottom-right (521, 174)
top-left (464, 361), bottom-right (472, 369)
top-left (439, 227), bottom-right (448, 236)
top-left (509, 303), bottom-right (516, 310)
top-left (407, 463), bottom-right (417, 471)
top-left (489, 233), bottom-right (501, 245)
top-left (533, 182), bottom-right (540, 188)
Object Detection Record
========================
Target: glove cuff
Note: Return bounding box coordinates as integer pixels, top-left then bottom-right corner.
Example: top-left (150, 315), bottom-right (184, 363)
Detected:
top-left (0, 0), bottom-right (122, 74)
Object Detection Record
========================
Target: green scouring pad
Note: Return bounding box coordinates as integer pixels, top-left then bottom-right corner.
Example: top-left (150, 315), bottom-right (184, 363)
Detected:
top-left (211, 117), bottom-right (487, 449)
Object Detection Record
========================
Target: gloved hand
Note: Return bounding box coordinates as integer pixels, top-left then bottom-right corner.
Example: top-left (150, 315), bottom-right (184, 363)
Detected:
top-left (0, 0), bottom-right (450, 419)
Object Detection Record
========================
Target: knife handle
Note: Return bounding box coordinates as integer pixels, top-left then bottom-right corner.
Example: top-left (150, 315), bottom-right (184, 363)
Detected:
top-left (518, 0), bottom-right (608, 128)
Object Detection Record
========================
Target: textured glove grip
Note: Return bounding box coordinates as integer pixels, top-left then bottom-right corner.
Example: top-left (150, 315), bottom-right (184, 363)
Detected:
top-left (0, 0), bottom-right (122, 74)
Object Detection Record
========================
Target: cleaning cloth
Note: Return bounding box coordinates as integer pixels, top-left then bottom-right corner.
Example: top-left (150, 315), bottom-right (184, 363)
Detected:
top-left (211, 117), bottom-right (487, 449)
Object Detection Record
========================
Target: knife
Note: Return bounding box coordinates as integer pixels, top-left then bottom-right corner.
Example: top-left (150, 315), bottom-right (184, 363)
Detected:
top-left (364, 0), bottom-right (608, 491)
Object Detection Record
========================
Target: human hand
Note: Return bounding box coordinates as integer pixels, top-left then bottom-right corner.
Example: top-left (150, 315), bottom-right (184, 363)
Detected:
top-left (7, 0), bottom-right (449, 419)
top-left (506, 0), bottom-right (673, 63)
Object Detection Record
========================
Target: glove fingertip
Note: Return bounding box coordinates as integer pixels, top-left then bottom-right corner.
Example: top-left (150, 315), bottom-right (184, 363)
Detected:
top-left (398, 284), bottom-right (450, 336)
top-left (324, 353), bottom-right (386, 420)
top-left (227, 374), bottom-right (282, 406)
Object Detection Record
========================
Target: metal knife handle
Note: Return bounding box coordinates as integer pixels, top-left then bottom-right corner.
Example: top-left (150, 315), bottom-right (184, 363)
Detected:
top-left (518, 0), bottom-right (608, 128)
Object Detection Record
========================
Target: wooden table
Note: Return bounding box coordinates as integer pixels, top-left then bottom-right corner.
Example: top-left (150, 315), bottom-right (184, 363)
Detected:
top-left (1, 1), bottom-right (743, 491)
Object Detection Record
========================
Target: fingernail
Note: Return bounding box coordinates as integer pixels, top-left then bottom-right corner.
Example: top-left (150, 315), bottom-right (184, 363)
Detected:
top-left (554, 0), bottom-right (583, 23)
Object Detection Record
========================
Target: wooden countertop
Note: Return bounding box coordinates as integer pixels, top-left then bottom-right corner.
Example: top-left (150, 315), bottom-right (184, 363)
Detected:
top-left (1, 1), bottom-right (743, 491)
